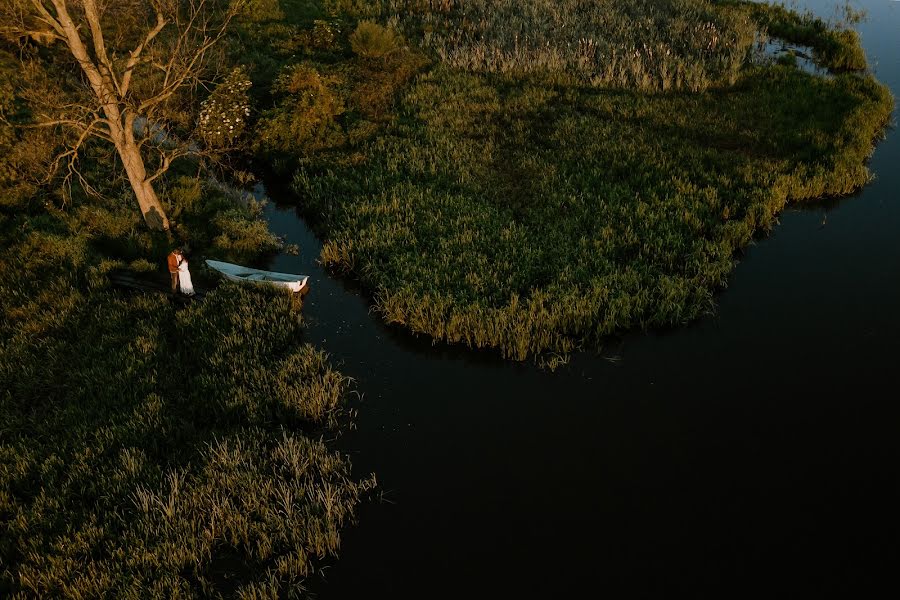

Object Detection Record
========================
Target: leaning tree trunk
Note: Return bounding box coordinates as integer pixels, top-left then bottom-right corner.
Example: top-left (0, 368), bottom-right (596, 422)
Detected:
top-left (116, 137), bottom-right (170, 231)
top-left (49, 0), bottom-right (172, 231)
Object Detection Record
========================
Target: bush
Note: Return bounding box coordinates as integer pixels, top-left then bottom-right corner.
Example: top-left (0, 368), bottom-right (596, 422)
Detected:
top-left (239, 0), bottom-right (285, 22)
top-left (256, 64), bottom-right (346, 156)
top-left (351, 45), bottom-right (429, 121)
top-left (350, 21), bottom-right (403, 60)
top-left (165, 176), bottom-right (203, 221)
top-left (213, 208), bottom-right (283, 257)
top-left (0, 51), bottom-right (49, 211)
top-left (294, 19), bottom-right (342, 52)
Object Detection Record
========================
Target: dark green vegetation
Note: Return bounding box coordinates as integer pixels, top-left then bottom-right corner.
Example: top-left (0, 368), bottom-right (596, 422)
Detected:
top-left (0, 180), bottom-right (375, 596)
top-left (0, 189), bottom-right (374, 596)
top-left (238, 0), bottom-right (892, 361)
top-left (302, 64), bottom-right (892, 360)
top-left (0, 0), bottom-right (893, 596)
top-left (0, 24), bottom-right (372, 595)
top-left (393, 0), bottom-right (759, 92)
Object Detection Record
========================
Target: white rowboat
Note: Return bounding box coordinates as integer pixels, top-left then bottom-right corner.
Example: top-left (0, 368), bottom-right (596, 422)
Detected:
top-left (205, 259), bottom-right (309, 293)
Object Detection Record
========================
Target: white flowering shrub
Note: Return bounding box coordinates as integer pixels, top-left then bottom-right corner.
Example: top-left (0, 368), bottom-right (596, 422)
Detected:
top-left (199, 67), bottom-right (252, 148)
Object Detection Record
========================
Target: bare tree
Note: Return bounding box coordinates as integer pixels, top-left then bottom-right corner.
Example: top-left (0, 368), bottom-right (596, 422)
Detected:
top-left (0, 0), bottom-right (245, 230)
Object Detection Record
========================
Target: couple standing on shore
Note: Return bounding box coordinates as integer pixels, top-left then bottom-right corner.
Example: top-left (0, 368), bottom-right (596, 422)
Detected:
top-left (167, 248), bottom-right (195, 296)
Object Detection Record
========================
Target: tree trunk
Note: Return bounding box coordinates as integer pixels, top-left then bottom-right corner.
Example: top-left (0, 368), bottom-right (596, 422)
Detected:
top-left (48, 0), bottom-right (171, 231)
top-left (117, 138), bottom-right (170, 231)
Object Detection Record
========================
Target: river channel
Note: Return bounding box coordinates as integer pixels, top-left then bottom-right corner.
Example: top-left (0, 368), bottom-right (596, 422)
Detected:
top-left (261, 1), bottom-right (899, 595)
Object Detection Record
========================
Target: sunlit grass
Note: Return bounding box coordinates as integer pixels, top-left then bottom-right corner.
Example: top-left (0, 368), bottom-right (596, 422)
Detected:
top-left (382, 0), bottom-right (759, 92)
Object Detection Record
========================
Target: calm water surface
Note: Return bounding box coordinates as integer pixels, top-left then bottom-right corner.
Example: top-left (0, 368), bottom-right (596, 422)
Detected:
top-left (263, 1), bottom-right (899, 595)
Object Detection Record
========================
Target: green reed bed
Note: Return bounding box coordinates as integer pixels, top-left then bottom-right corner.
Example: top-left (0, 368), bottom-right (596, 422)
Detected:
top-left (0, 181), bottom-right (373, 597)
top-left (382, 0), bottom-right (759, 92)
top-left (236, 1), bottom-right (891, 364)
top-left (293, 54), bottom-right (891, 361)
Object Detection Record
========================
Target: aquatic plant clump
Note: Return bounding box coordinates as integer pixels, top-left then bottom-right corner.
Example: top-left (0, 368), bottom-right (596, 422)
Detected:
top-left (266, 0), bottom-right (892, 362)
top-left (297, 61), bottom-right (892, 361)
top-left (255, 63), bottom-right (347, 155)
top-left (739, 1), bottom-right (868, 72)
top-left (383, 0), bottom-right (759, 91)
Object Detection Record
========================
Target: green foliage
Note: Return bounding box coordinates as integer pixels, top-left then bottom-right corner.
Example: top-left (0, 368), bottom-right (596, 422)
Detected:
top-left (166, 175), bottom-right (205, 220)
top-left (2, 6), bottom-right (376, 593)
top-left (294, 19), bottom-right (342, 51)
top-left (0, 50), bottom-right (49, 211)
top-left (164, 176), bottom-right (282, 263)
top-left (351, 42), bottom-right (429, 121)
top-left (350, 21), bottom-right (402, 59)
top-left (213, 208), bottom-right (284, 256)
top-left (240, 0), bottom-right (286, 22)
top-left (257, 0), bottom-right (889, 360)
top-left (0, 286), bottom-right (373, 596)
top-left (323, 0), bottom-right (381, 19)
top-left (255, 64), bottom-right (347, 155)
top-left (0, 191), bottom-right (373, 596)
top-left (296, 64), bottom-right (893, 360)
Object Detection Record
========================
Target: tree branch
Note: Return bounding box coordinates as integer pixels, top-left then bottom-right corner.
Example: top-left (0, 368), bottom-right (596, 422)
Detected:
top-left (81, 0), bottom-right (122, 96)
top-left (121, 11), bottom-right (167, 96)
top-left (45, 115), bottom-right (109, 199)
top-left (26, 117), bottom-right (114, 140)
top-left (27, 0), bottom-right (65, 38)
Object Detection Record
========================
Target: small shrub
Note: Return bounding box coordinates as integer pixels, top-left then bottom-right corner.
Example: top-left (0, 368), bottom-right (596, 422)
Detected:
top-left (239, 0), bottom-right (285, 22)
top-left (0, 51), bottom-right (49, 210)
top-left (350, 21), bottom-right (403, 60)
top-left (165, 176), bottom-right (203, 220)
top-left (351, 47), bottom-right (429, 120)
top-left (213, 208), bottom-right (282, 258)
top-left (128, 258), bottom-right (156, 273)
top-left (295, 19), bottom-right (342, 51)
top-left (256, 64), bottom-right (346, 155)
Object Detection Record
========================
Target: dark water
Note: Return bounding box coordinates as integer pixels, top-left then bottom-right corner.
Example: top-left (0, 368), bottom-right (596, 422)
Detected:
top-left (263, 1), bottom-right (899, 595)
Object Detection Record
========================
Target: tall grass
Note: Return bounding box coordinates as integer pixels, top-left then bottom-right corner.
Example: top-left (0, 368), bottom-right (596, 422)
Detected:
top-left (297, 62), bottom-right (892, 361)
top-left (260, 0), bottom-right (893, 362)
top-left (370, 0), bottom-right (759, 91)
top-left (0, 174), bottom-right (373, 597)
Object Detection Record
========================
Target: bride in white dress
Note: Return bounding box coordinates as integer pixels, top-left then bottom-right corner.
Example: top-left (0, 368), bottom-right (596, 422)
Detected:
top-left (178, 254), bottom-right (195, 296)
